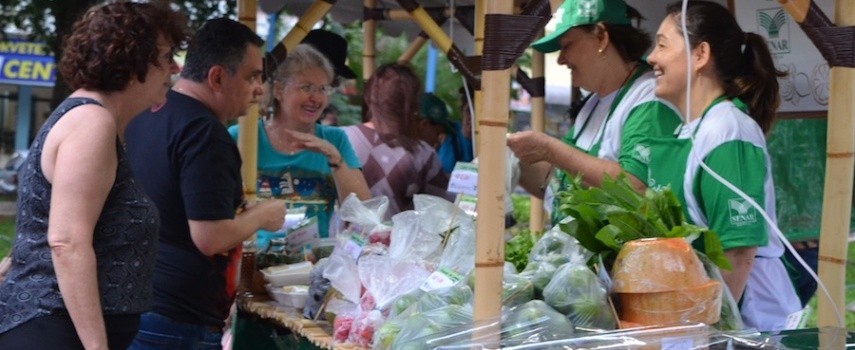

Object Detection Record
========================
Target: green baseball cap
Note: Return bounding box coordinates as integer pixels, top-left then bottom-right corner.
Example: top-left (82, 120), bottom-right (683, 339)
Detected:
top-left (420, 93), bottom-right (453, 128)
top-left (531, 0), bottom-right (630, 53)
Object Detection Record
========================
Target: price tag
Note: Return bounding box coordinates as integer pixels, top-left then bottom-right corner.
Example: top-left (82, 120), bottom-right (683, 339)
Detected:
top-left (285, 216), bottom-right (319, 254)
top-left (420, 267), bottom-right (464, 292)
top-left (447, 162), bottom-right (478, 196)
top-left (278, 206), bottom-right (308, 233)
top-left (456, 195), bottom-right (477, 217)
top-left (785, 308), bottom-right (806, 330)
top-left (342, 235), bottom-right (367, 261)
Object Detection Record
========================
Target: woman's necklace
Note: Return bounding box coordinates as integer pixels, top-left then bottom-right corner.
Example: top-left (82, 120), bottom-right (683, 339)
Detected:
top-left (265, 123), bottom-right (296, 155)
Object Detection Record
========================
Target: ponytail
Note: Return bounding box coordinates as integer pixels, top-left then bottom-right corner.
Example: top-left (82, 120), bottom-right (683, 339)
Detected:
top-left (666, 1), bottom-right (786, 134)
top-left (730, 32), bottom-right (786, 134)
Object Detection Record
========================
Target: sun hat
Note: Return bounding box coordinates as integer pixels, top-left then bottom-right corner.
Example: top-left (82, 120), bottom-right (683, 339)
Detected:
top-left (531, 0), bottom-right (630, 53)
top-left (302, 29), bottom-right (357, 79)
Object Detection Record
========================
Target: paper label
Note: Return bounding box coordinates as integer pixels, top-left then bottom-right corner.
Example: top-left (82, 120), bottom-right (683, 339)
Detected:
top-left (785, 308), bottom-right (806, 330)
top-left (278, 206), bottom-right (308, 233)
top-left (420, 267), bottom-right (464, 292)
top-left (285, 217), bottom-right (319, 253)
top-left (456, 194), bottom-right (477, 217)
top-left (447, 162), bottom-right (478, 196)
top-left (343, 235), bottom-right (367, 261)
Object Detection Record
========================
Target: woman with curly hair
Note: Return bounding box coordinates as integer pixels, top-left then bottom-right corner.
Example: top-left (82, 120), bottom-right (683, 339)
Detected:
top-left (0, 2), bottom-right (188, 349)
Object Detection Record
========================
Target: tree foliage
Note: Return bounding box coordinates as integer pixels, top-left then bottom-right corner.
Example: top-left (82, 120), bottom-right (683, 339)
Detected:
top-left (0, 0), bottom-right (236, 106)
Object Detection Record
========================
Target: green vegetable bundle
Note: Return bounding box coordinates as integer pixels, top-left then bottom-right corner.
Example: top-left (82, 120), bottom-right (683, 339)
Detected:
top-left (556, 175), bottom-right (731, 272)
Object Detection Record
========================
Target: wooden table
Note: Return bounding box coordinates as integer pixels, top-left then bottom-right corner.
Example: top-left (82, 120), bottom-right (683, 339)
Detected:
top-left (235, 293), bottom-right (366, 350)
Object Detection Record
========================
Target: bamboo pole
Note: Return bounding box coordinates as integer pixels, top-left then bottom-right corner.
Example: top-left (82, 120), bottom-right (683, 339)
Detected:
top-left (364, 0), bottom-right (377, 80)
top-left (237, 0), bottom-right (259, 205)
top-left (778, 0), bottom-right (854, 331)
top-left (235, 0), bottom-right (259, 297)
top-left (473, 1), bottom-right (513, 346)
top-left (779, 0), bottom-right (811, 22)
top-left (397, 36), bottom-right (428, 64)
top-left (282, 0), bottom-right (335, 48)
top-left (472, 0), bottom-right (485, 156)
top-left (817, 0), bottom-right (855, 329)
top-left (529, 37), bottom-right (546, 234)
top-left (384, 7), bottom-right (454, 21)
top-left (397, 2), bottom-right (454, 52)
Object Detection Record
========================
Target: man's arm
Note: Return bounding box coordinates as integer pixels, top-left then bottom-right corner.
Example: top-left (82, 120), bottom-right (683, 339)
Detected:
top-left (189, 199), bottom-right (285, 256)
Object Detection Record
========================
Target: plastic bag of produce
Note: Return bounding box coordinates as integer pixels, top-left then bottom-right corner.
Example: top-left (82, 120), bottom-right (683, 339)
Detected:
top-left (392, 283), bottom-right (473, 320)
top-left (542, 262), bottom-right (616, 330)
top-left (358, 255), bottom-right (430, 312)
top-left (412, 194), bottom-right (472, 235)
top-left (467, 270), bottom-right (533, 308)
top-left (391, 300), bottom-right (575, 349)
top-left (387, 210), bottom-right (443, 266)
top-left (437, 219), bottom-right (476, 276)
top-left (322, 252), bottom-right (361, 304)
top-left (501, 300), bottom-right (575, 346)
top-left (372, 313), bottom-right (406, 350)
top-left (698, 252), bottom-right (743, 331)
top-left (338, 193), bottom-right (392, 246)
top-left (527, 225), bottom-right (590, 265)
top-left (302, 257), bottom-right (331, 320)
top-left (390, 304), bottom-right (473, 349)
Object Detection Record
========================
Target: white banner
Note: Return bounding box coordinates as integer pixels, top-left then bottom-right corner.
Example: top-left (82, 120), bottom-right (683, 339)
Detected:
top-left (733, 0), bottom-right (832, 113)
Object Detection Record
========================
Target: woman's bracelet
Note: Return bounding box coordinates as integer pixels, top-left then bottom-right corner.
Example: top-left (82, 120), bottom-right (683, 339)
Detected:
top-left (328, 157), bottom-right (342, 169)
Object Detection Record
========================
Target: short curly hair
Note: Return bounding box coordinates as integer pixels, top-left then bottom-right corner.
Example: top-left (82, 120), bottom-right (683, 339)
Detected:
top-left (59, 1), bottom-right (189, 92)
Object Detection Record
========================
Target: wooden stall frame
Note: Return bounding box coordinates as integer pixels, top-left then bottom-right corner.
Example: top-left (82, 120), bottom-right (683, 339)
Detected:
top-left (776, 0), bottom-right (854, 334)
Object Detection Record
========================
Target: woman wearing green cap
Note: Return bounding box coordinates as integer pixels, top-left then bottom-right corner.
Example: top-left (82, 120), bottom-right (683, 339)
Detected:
top-left (636, 0), bottom-right (800, 331)
top-left (508, 0), bottom-right (680, 226)
top-left (415, 93), bottom-right (474, 174)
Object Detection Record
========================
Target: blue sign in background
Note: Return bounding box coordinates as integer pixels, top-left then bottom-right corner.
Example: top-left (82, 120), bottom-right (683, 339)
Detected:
top-left (0, 40), bottom-right (55, 87)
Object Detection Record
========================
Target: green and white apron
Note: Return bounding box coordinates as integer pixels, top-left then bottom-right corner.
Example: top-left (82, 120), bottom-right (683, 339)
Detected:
top-left (646, 97), bottom-right (800, 331)
top-left (546, 66), bottom-right (652, 225)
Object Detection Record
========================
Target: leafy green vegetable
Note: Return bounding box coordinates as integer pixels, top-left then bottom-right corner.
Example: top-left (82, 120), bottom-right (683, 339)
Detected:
top-left (505, 231), bottom-right (537, 272)
top-left (557, 174), bottom-right (731, 272)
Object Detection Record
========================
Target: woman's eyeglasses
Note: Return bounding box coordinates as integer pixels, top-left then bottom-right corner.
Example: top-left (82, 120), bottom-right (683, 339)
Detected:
top-left (292, 83), bottom-right (335, 97)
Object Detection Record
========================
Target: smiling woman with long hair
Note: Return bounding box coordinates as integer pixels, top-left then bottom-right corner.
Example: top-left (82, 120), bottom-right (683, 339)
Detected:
top-left (639, 0), bottom-right (798, 331)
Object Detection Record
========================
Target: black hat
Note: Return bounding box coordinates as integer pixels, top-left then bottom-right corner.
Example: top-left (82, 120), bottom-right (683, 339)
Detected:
top-left (302, 29), bottom-right (357, 80)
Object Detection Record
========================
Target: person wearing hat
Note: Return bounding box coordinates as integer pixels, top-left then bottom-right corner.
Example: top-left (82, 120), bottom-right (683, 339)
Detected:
top-left (507, 0), bottom-right (681, 226)
top-left (302, 29), bottom-right (357, 84)
top-left (343, 63), bottom-right (453, 219)
top-left (416, 93), bottom-right (474, 174)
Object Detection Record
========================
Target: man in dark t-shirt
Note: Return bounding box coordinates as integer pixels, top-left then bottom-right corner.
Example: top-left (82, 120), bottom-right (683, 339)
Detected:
top-left (125, 18), bottom-right (286, 349)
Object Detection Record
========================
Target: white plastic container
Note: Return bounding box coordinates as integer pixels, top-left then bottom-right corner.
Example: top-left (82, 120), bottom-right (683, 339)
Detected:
top-left (266, 284), bottom-right (309, 309)
top-left (261, 261), bottom-right (312, 286)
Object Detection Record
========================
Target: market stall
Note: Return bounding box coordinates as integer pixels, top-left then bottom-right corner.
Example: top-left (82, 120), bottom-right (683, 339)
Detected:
top-left (231, 0), bottom-right (855, 348)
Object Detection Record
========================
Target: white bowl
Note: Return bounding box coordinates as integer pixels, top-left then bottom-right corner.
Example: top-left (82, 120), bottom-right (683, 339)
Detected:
top-left (261, 261), bottom-right (312, 286)
top-left (267, 284), bottom-right (309, 309)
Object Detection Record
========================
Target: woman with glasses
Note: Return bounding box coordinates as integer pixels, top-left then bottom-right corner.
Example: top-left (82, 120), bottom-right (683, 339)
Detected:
top-left (343, 63), bottom-right (453, 219)
top-left (228, 44), bottom-right (369, 244)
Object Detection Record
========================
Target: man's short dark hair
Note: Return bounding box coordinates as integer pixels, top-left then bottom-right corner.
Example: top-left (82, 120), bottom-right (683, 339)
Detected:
top-left (181, 18), bottom-right (264, 82)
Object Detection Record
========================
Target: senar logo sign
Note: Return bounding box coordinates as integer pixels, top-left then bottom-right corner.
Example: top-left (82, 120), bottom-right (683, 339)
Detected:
top-left (757, 8), bottom-right (791, 55)
top-left (728, 199), bottom-right (758, 226)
